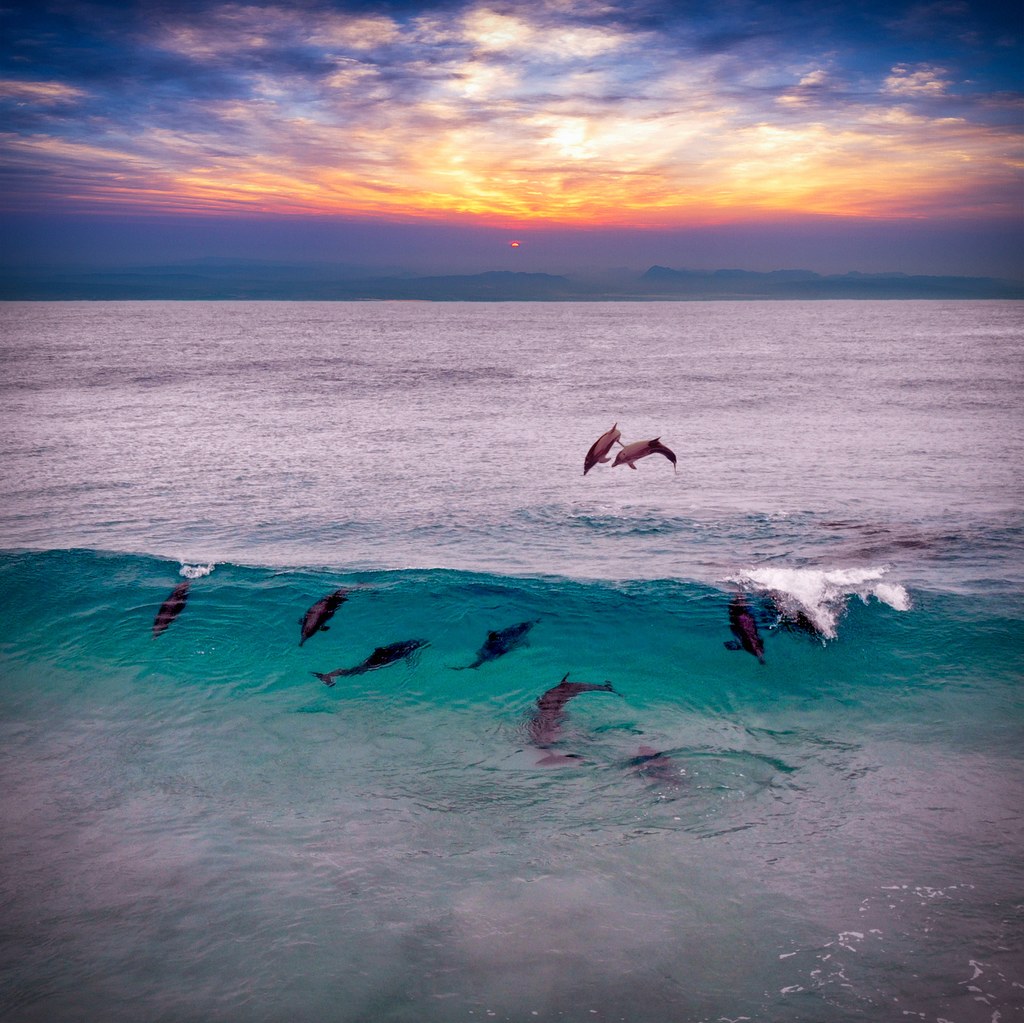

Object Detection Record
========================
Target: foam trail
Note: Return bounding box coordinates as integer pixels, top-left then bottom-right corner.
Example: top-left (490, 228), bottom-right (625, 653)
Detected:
top-left (179, 563), bottom-right (216, 579)
top-left (727, 566), bottom-right (911, 639)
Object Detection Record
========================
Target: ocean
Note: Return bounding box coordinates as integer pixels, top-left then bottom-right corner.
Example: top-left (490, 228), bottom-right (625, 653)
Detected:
top-left (0, 299), bottom-right (1021, 1023)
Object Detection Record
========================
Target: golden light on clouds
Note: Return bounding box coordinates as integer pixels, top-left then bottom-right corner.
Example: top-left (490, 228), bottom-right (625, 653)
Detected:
top-left (2, 3), bottom-right (1021, 226)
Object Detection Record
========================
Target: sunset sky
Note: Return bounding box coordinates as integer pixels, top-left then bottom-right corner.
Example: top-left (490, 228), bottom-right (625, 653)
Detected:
top-left (2, 0), bottom-right (1021, 277)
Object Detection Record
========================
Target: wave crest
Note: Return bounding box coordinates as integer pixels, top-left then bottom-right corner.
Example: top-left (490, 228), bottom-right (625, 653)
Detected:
top-left (727, 566), bottom-right (911, 639)
top-left (179, 562), bottom-right (216, 579)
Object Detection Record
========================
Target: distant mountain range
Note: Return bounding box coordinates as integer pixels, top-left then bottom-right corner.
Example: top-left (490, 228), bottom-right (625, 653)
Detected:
top-left (2, 262), bottom-right (1021, 300)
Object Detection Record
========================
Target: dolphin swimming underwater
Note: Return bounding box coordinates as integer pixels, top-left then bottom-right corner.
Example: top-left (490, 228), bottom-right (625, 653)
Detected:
top-left (612, 437), bottom-right (677, 472)
top-left (628, 745), bottom-right (685, 788)
top-left (450, 619), bottom-right (539, 669)
top-left (583, 423), bottom-right (622, 475)
top-left (312, 638), bottom-right (429, 686)
top-left (724, 593), bottom-right (766, 664)
top-left (299, 588), bottom-right (349, 645)
top-left (527, 674), bottom-right (617, 762)
top-left (152, 581), bottom-right (190, 638)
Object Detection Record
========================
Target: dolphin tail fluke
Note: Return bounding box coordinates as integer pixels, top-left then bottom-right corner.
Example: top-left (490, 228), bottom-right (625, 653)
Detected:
top-left (311, 671), bottom-right (336, 687)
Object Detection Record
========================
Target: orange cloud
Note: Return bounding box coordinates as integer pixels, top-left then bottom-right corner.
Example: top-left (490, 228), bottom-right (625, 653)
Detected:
top-left (2, 4), bottom-right (1020, 225)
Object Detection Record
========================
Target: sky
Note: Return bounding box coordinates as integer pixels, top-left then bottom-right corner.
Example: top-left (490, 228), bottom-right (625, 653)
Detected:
top-left (1, 0), bottom-right (1022, 278)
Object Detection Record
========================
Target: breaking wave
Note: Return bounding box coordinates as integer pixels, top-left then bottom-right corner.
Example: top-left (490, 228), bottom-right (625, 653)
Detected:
top-left (727, 565), bottom-right (912, 640)
top-left (179, 562), bottom-right (216, 579)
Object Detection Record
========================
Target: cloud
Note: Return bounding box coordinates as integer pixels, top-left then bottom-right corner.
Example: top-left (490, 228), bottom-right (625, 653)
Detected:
top-left (0, 0), bottom-right (1020, 228)
top-left (0, 81), bottom-right (89, 103)
top-left (883, 64), bottom-right (951, 96)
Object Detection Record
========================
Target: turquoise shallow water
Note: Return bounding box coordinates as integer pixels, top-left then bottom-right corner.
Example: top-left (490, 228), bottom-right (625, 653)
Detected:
top-left (1, 548), bottom-right (1022, 1022)
top-left (0, 300), bottom-right (1022, 1021)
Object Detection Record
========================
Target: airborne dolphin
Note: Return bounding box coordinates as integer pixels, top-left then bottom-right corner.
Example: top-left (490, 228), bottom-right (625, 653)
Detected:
top-left (312, 638), bottom-right (428, 686)
top-left (724, 593), bottom-right (765, 664)
top-left (299, 588), bottom-right (349, 646)
top-left (450, 619), bottom-right (539, 670)
top-left (583, 423), bottom-right (622, 475)
top-left (152, 580), bottom-right (190, 638)
top-left (612, 437), bottom-right (677, 472)
top-left (527, 673), bottom-right (617, 751)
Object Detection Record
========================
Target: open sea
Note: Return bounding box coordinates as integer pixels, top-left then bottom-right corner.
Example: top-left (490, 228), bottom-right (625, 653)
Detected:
top-left (0, 299), bottom-right (1022, 1023)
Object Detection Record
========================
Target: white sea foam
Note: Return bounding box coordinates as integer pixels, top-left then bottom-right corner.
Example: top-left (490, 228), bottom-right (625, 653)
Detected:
top-left (726, 566), bottom-right (912, 639)
top-left (179, 563), bottom-right (215, 579)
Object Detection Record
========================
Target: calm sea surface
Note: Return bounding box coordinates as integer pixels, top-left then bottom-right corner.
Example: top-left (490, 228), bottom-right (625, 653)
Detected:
top-left (0, 300), bottom-right (1022, 1022)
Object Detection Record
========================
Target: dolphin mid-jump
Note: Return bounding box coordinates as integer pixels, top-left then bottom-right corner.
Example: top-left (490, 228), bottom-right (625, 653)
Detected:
top-left (612, 437), bottom-right (678, 472)
top-left (312, 638), bottom-right (428, 686)
top-left (299, 588), bottom-right (349, 645)
top-left (450, 619), bottom-right (539, 670)
top-left (724, 593), bottom-right (766, 664)
top-left (527, 674), bottom-right (617, 759)
top-left (152, 580), bottom-right (190, 637)
top-left (583, 423), bottom-right (622, 475)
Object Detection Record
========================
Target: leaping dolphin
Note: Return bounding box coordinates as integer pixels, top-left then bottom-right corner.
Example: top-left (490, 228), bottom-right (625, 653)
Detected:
top-left (583, 423), bottom-right (622, 475)
top-left (152, 581), bottom-right (190, 638)
top-left (312, 638), bottom-right (428, 686)
top-left (612, 437), bottom-right (677, 472)
top-left (724, 593), bottom-right (765, 664)
top-left (527, 673), bottom-right (617, 760)
top-left (450, 619), bottom-right (539, 670)
top-left (299, 588), bottom-right (349, 646)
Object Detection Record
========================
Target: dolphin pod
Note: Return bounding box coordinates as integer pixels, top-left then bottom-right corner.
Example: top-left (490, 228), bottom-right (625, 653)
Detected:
top-left (145, 414), bottom-right (790, 779)
top-left (299, 587), bottom-right (349, 646)
top-left (312, 638), bottom-right (429, 686)
top-left (152, 581), bottom-right (190, 638)
top-left (450, 618), bottom-right (539, 670)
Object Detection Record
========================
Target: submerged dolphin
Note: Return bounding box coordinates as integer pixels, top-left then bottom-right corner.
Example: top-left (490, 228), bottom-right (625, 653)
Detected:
top-left (583, 423), bottom-right (622, 475)
top-left (762, 591), bottom-right (824, 639)
top-left (527, 673), bottom-right (617, 754)
top-left (152, 580), bottom-right (190, 638)
top-left (312, 638), bottom-right (428, 686)
top-left (724, 593), bottom-right (765, 664)
top-left (612, 437), bottom-right (677, 472)
top-left (628, 745), bottom-right (685, 788)
top-left (299, 588), bottom-right (349, 646)
top-left (450, 619), bottom-right (539, 670)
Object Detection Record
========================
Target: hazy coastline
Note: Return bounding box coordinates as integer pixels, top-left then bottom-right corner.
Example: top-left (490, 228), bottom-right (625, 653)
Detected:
top-left (3, 262), bottom-right (1022, 301)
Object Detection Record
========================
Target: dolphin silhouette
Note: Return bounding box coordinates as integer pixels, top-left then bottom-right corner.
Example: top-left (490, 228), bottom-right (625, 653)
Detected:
top-left (450, 619), bottom-right (539, 670)
top-left (612, 437), bottom-right (677, 472)
top-left (312, 638), bottom-right (428, 686)
top-left (152, 580), bottom-right (190, 638)
top-left (527, 673), bottom-right (617, 752)
top-left (724, 593), bottom-right (765, 664)
top-left (583, 423), bottom-right (622, 475)
top-left (299, 588), bottom-right (349, 645)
